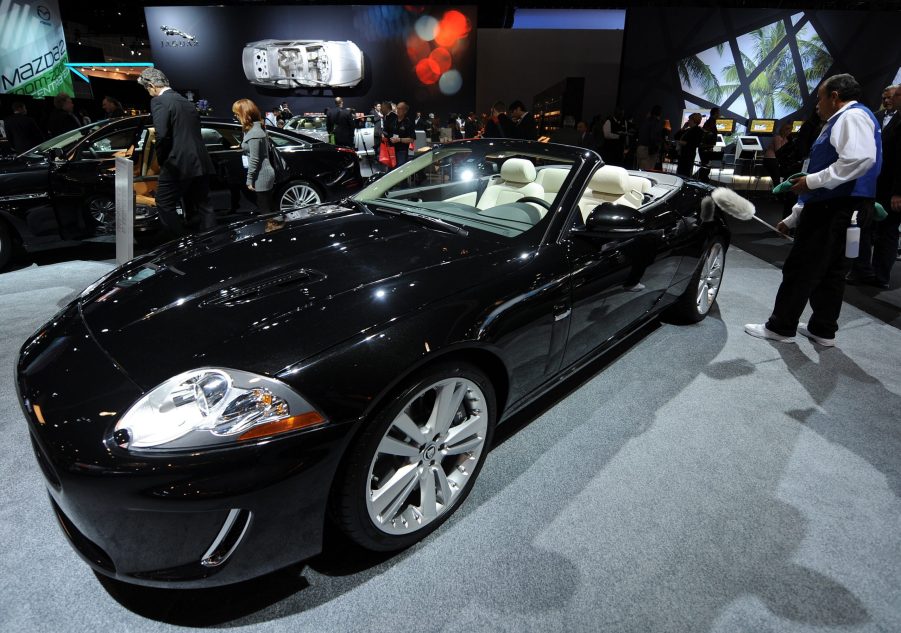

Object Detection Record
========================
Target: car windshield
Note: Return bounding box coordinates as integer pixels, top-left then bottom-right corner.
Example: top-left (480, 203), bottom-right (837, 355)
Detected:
top-left (353, 145), bottom-right (578, 239)
top-left (22, 121), bottom-right (110, 158)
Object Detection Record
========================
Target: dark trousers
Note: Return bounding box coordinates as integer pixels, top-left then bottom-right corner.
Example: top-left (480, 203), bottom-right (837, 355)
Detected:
top-left (394, 145), bottom-right (409, 166)
top-left (156, 167), bottom-right (215, 237)
top-left (766, 197), bottom-right (869, 339)
top-left (872, 205), bottom-right (900, 285)
top-left (255, 189), bottom-right (275, 213)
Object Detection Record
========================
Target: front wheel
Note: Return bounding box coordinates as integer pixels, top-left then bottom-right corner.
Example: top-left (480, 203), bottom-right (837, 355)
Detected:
top-left (666, 237), bottom-right (726, 323)
top-left (278, 180), bottom-right (322, 212)
top-left (334, 362), bottom-right (496, 551)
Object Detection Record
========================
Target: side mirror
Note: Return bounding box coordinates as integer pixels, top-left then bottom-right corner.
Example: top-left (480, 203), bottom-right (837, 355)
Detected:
top-left (48, 147), bottom-right (66, 161)
top-left (582, 202), bottom-right (644, 237)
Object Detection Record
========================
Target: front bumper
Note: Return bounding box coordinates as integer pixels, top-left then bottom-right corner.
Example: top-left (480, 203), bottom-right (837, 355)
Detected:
top-left (17, 304), bottom-right (352, 587)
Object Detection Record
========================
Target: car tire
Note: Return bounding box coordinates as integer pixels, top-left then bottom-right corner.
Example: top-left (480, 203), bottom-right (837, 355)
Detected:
top-left (0, 221), bottom-right (14, 271)
top-left (666, 236), bottom-right (727, 324)
top-left (334, 362), bottom-right (496, 552)
top-left (84, 195), bottom-right (116, 234)
top-left (278, 180), bottom-right (322, 212)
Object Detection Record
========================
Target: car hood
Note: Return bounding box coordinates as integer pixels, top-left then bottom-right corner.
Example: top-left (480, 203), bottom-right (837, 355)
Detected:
top-left (79, 204), bottom-right (503, 389)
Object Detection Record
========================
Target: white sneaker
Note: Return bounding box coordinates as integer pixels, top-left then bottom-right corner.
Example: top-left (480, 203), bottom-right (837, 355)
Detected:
top-left (744, 323), bottom-right (796, 342)
top-left (798, 323), bottom-right (835, 347)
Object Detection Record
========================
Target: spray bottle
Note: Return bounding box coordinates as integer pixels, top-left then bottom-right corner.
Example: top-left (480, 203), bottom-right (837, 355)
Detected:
top-left (845, 210), bottom-right (860, 258)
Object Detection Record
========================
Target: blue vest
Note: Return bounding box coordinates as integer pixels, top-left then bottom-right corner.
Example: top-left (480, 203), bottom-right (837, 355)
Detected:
top-left (802, 102), bottom-right (881, 204)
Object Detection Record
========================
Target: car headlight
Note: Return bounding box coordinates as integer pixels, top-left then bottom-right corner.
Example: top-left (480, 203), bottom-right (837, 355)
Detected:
top-left (112, 368), bottom-right (326, 452)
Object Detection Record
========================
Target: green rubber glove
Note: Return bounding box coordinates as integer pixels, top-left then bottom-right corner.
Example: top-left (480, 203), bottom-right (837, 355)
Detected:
top-left (874, 202), bottom-right (887, 221)
top-left (772, 172), bottom-right (807, 195)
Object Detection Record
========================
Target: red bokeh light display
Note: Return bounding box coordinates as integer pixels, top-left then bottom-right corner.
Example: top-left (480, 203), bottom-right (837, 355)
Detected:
top-left (415, 58), bottom-right (441, 84)
top-left (429, 47), bottom-right (452, 73)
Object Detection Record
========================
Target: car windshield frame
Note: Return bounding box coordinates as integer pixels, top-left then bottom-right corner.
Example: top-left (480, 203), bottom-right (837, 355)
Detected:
top-left (352, 141), bottom-right (586, 241)
top-left (21, 120), bottom-right (112, 159)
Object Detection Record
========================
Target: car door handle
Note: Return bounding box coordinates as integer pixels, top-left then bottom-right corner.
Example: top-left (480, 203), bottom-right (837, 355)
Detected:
top-left (554, 305), bottom-right (571, 321)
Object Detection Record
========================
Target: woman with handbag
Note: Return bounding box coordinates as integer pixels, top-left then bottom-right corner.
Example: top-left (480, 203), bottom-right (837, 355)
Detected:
top-left (232, 98), bottom-right (276, 212)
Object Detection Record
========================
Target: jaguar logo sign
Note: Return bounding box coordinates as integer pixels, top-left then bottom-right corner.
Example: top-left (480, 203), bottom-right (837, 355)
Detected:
top-left (36, 5), bottom-right (51, 23)
top-left (159, 25), bottom-right (198, 47)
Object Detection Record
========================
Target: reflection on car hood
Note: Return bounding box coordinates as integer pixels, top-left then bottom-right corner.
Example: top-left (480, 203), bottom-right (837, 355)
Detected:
top-left (78, 204), bottom-right (500, 388)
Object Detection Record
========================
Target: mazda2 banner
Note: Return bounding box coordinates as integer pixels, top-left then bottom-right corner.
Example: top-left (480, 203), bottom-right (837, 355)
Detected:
top-left (0, 0), bottom-right (73, 97)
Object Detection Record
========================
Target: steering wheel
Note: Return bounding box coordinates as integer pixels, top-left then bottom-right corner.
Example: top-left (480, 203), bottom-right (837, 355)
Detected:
top-left (517, 196), bottom-right (552, 211)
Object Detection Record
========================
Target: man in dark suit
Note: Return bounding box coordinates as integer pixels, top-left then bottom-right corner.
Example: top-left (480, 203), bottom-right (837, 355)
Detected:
top-left (138, 67), bottom-right (215, 238)
top-left (46, 93), bottom-right (81, 137)
top-left (870, 84), bottom-right (901, 288)
top-left (3, 102), bottom-right (44, 153)
top-left (509, 100), bottom-right (537, 140)
top-left (327, 97), bottom-right (356, 148)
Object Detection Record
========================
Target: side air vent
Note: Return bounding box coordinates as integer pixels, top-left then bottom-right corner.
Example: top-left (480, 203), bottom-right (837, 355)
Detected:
top-left (201, 268), bottom-right (325, 307)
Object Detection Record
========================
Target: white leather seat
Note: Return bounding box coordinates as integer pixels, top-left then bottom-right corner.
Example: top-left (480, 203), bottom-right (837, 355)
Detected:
top-left (477, 158), bottom-right (544, 211)
top-left (629, 175), bottom-right (652, 196)
top-left (579, 166), bottom-right (641, 221)
top-left (534, 167), bottom-right (569, 204)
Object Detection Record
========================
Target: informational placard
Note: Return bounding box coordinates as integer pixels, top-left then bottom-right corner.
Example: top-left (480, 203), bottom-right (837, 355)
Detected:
top-left (114, 157), bottom-right (134, 265)
top-left (0, 0), bottom-right (73, 97)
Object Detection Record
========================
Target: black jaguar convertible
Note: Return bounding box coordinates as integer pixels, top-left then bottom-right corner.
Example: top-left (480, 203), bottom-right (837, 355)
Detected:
top-left (0, 115), bottom-right (362, 270)
top-left (17, 139), bottom-right (729, 587)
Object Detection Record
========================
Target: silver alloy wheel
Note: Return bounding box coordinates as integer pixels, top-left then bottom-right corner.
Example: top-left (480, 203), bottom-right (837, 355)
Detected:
top-left (696, 242), bottom-right (725, 315)
top-left (366, 377), bottom-right (488, 535)
top-left (280, 183), bottom-right (321, 211)
top-left (89, 197), bottom-right (115, 233)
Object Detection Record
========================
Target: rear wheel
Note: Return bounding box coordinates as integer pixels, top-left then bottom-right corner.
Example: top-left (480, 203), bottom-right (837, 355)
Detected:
top-left (279, 180), bottom-right (322, 212)
top-left (335, 362), bottom-right (496, 551)
top-left (666, 237), bottom-right (726, 323)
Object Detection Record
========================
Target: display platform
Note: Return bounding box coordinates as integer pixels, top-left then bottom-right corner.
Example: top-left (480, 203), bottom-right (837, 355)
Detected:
top-left (1, 249), bottom-right (899, 632)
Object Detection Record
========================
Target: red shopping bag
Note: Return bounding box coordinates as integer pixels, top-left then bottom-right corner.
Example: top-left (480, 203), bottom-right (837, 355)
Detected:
top-left (379, 142), bottom-right (397, 169)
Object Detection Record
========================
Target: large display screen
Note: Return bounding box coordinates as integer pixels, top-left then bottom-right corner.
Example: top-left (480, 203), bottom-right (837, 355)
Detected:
top-left (748, 119), bottom-right (776, 134)
top-left (145, 5), bottom-right (477, 117)
top-left (0, 0), bottom-right (73, 97)
top-left (677, 12), bottom-right (832, 122)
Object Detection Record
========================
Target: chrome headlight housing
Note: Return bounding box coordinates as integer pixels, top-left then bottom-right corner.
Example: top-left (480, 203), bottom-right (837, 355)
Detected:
top-left (113, 368), bottom-right (326, 452)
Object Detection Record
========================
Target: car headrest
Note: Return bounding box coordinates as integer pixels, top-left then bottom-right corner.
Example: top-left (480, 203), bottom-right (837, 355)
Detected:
top-left (501, 158), bottom-right (537, 184)
top-left (629, 175), bottom-right (652, 194)
top-left (535, 167), bottom-right (569, 193)
top-left (590, 166), bottom-right (629, 195)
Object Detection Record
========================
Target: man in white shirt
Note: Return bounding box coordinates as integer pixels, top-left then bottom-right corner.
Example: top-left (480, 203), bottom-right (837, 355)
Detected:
top-left (745, 74), bottom-right (881, 347)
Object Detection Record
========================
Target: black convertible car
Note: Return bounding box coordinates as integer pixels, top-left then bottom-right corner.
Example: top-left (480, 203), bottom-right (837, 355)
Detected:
top-left (0, 116), bottom-right (362, 270)
top-left (17, 139), bottom-right (729, 587)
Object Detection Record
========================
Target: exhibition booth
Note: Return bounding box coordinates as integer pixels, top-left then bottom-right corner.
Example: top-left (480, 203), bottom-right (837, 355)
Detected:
top-left (1, 3), bottom-right (900, 632)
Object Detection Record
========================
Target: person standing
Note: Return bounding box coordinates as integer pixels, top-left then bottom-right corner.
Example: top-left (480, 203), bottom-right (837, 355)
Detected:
top-left (3, 102), bottom-right (44, 153)
top-left (101, 96), bottom-right (125, 118)
top-left (763, 122), bottom-right (792, 186)
top-left (853, 83), bottom-right (901, 289)
top-left (636, 105), bottom-right (663, 170)
top-left (46, 93), bottom-right (81, 137)
top-left (484, 101), bottom-right (511, 138)
top-left (676, 113), bottom-right (704, 177)
top-left (575, 120), bottom-right (597, 151)
top-left (138, 67), bottom-right (215, 237)
top-left (232, 98), bottom-right (276, 213)
top-left (384, 101), bottom-right (416, 166)
top-left (509, 100), bottom-right (537, 140)
top-left (463, 112), bottom-right (479, 139)
top-left (874, 84), bottom-right (896, 127)
top-left (745, 74), bottom-right (881, 346)
top-left (602, 108), bottom-right (627, 166)
top-left (327, 97), bottom-right (356, 148)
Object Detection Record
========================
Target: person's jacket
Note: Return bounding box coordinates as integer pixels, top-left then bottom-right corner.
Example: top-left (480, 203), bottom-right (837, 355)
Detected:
top-left (327, 107), bottom-right (356, 147)
top-left (511, 113), bottom-right (537, 140)
top-left (150, 89), bottom-right (214, 178)
top-left (240, 121), bottom-right (275, 191)
top-left (46, 109), bottom-right (80, 138)
top-left (3, 113), bottom-right (44, 153)
top-left (877, 112), bottom-right (900, 201)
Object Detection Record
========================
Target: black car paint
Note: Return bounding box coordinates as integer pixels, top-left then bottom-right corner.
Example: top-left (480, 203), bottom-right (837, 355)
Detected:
top-left (0, 116), bottom-right (362, 258)
top-left (17, 139), bottom-right (729, 587)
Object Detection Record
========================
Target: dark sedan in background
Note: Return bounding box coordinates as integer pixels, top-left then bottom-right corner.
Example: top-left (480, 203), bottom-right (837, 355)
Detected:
top-left (17, 139), bottom-right (729, 587)
top-left (0, 116), bottom-right (362, 271)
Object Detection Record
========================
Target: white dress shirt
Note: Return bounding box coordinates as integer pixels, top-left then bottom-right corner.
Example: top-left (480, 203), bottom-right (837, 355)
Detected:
top-left (784, 101), bottom-right (878, 228)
